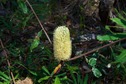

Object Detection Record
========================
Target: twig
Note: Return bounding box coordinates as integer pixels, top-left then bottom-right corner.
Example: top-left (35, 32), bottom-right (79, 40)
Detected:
top-left (68, 38), bottom-right (126, 61)
top-left (25, 0), bottom-right (52, 44)
top-left (0, 39), bottom-right (16, 84)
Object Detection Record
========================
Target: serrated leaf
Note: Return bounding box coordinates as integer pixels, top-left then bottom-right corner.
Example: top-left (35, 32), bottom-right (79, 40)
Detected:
top-left (111, 18), bottom-right (126, 28)
top-left (54, 77), bottom-right (61, 84)
top-left (38, 76), bottom-right (50, 83)
top-left (88, 58), bottom-right (97, 67)
top-left (92, 67), bottom-right (102, 78)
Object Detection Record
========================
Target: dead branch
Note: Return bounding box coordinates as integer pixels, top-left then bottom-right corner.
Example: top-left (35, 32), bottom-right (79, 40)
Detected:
top-left (68, 38), bottom-right (126, 61)
top-left (25, 0), bottom-right (52, 44)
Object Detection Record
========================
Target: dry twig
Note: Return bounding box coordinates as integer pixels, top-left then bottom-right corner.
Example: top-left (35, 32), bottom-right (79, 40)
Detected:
top-left (68, 38), bottom-right (126, 61)
top-left (25, 0), bottom-right (52, 44)
top-left (0, 39), bottom-right (16, 84)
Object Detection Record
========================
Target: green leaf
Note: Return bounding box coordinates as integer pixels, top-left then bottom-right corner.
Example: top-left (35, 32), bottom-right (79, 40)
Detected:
top-left (28, 70), bottom-right (37, 76)
top-left (97, 35), bottom-right (119, 41)
top-left (54, 77), bottom-right (61, 84)
top-left (0, 76), bottom-right (9, 82)
top-left (18, 0), bottom-right (28, 14)
top-left (111, 18), bottom-right (126, 28)
top-left (97, 26), bottom-right (126, 41)
top-left (42, 66), bottom-right (50, 75)
top-left (22, 13), bottom-right (32, 28)
top-left (38, 76), bottom-right (50, 83)
top-left (88, 58), bottom-right (97, 67)
top-left (83, 74), bottom-right (88, 84)
top-left (0, 71), bottom-right (10, 81)
top-left (67, 65), bottom-right (79, 73)
top-left (69, 71), bottom-right (77, 84)
top-left (56, 72), bottom-right (66, 77)
top-left (77, 73), bottom-right (81, 84)
top-left (105, 26), bottom-right (115, 34)
top-left (37, 30), bottom-right (42, 37)
top-left (30, 30), bottom-right (42, 52)
top-left (30, 38), bottom-right (40, 52)
top-left (60, 76), bottom-right (68, 81)
top-left (115, 50), bottom-right (126, 63)
top-left (14, 73), bottom-right (19, 80)
top-left (0, 82), bottom-right (10, 84)
top-left (92, 67), bottom-right (102, 78)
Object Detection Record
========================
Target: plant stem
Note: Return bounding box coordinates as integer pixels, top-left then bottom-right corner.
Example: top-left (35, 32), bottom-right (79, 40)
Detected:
top-left (0, 39), bottom-right (16, 84)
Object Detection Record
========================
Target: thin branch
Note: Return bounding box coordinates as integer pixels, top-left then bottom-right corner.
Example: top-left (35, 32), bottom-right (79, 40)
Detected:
top-left (25, 0), bottom-right (52, 44)
top-left (68, 38), bottom-right (126, 61)
top-left (0, 39), bottom-right (16, 84)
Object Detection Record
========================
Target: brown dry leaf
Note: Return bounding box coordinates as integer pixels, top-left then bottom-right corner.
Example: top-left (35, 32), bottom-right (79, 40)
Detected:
top-left (16, 77), bottom-right (33, 84)
top-left (66, 19), bottom-right (72, 27)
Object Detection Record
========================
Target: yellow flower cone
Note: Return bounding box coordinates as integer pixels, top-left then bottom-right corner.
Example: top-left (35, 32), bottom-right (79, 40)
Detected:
top-left (53, 26), bottom-right (72, 61)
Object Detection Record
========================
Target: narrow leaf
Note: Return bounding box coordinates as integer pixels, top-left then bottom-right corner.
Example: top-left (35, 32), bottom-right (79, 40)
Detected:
top-left (0, 71), bottom-right (10, 80)
top-left (54, 77), bottom-right (61, 84)
top-left (28, 70), bottom-right (37, 76)
top-left (111, 18), bottom-right (126, 28)
top-left (115, 50), bottom-right (126, 63)
top-left (83, 74), bottom-right (88, 84)
top-left (97, 35), bottom-right (119, 41)
top-left (42, 66), bottom-right (50, 75)
top-left (38, 76), bottom-right (50, 83)
top-left (18, 1), bottom-right (28, 14)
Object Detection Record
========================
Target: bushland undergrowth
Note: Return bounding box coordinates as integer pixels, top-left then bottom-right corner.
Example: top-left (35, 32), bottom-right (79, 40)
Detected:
top-left (0, 0), bottom-right (126, 84)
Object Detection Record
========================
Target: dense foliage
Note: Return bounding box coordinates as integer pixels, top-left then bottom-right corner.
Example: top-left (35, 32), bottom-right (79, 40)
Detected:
top-left (0, 0), bottom-right (126, 84)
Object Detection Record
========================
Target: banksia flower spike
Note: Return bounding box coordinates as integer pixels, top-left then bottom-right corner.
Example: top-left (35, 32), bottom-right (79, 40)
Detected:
top-left (53, 26), bottom-right (72, 61)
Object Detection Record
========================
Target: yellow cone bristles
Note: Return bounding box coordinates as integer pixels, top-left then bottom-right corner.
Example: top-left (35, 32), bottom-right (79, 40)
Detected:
top-left (53, 26), bottom-right (72, 61)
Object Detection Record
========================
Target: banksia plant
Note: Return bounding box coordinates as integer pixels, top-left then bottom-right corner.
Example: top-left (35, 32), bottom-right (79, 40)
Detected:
top-left (53, 26), bottom-right (72, 61)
